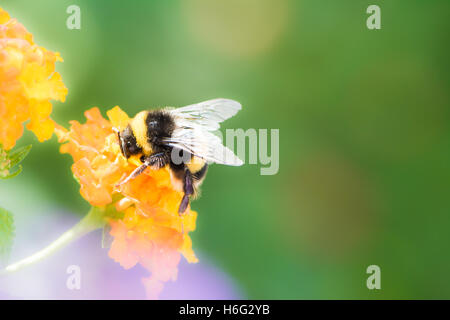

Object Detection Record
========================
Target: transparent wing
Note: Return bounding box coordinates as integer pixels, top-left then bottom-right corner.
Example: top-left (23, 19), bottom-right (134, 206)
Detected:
top-left (169, 98), bottom-right (242, 131)
top-left (164, 98), bottom-right (243, 166)
top-left (164, 126), bottom-right (243, 166)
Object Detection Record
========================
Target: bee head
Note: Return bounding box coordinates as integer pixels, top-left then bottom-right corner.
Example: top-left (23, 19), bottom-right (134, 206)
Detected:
top-left (118, 125), bottom-right (142, 159)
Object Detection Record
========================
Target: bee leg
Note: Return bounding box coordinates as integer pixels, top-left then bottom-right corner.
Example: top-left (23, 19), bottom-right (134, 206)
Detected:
top-left (178, 170), bottom-right (194, 215)
top-left (147, 152), bottom-right (169, 169)
top-left (117, 162), bottom-right (149, 186)
top-left (118, 152), bottom-right (168, 187)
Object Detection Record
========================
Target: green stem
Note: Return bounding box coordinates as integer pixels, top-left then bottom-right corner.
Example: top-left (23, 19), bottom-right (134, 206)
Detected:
top-left (0, 207), bottom-right (106, 276)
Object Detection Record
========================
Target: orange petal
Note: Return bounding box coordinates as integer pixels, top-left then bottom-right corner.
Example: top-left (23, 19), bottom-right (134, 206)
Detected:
top-left (107, 106), bottom-right (130, 130)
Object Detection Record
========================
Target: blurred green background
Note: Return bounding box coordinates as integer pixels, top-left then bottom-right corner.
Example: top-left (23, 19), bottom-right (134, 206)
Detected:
top-left (1, 0), bottom-right (450, 299)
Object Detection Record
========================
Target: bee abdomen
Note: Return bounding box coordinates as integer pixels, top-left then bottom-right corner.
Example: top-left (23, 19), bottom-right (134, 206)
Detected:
top-left (192, 163), bottom-right (208, 181)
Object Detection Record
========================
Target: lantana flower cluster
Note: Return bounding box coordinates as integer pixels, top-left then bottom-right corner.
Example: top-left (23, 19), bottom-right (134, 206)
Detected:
top-left (55, 107), bottom-right (198, 299)
top-left (0, 7), bottom-right (67, 150)
top-left (1, 7), bottom-right (198, 299)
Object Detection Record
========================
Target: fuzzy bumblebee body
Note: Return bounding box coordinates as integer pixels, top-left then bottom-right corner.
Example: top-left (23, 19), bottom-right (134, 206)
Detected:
top-left (118, 99), bottom-right (243, 213)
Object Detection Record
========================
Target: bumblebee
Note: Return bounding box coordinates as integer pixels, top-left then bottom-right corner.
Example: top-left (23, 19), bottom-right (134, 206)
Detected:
top-left (117, 99), bottom-right (243, 214)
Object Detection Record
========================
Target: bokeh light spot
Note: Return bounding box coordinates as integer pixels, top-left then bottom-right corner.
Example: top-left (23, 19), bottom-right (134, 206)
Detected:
top-left (182, 0), bottom-right (289, 59)
top-left (281, 150), bottom-right (380, 260)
